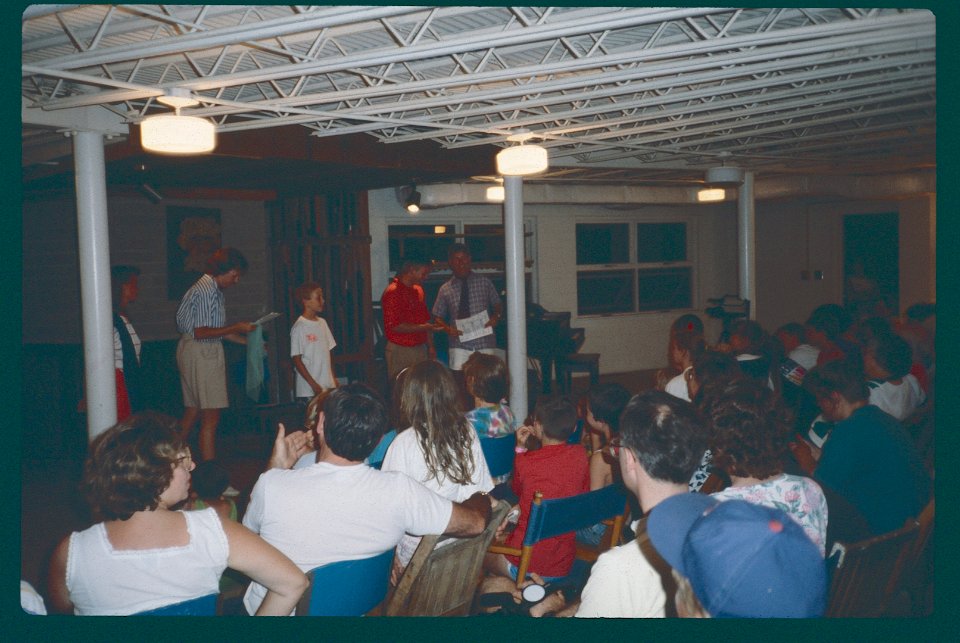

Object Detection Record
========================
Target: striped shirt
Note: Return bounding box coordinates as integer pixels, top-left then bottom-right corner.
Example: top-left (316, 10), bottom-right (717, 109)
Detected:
top-left (176, 274), bottom-right (225, 343)
top-left (431, 272), bottom-right (501, 351)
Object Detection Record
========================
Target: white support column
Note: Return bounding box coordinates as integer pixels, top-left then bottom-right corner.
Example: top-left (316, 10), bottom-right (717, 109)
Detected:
top-left (503, 175), bottom-right (528, 422)
top-left (737, 171), bottom-right (757, 319)
top-left (74, 130), bottom-right (116, 440)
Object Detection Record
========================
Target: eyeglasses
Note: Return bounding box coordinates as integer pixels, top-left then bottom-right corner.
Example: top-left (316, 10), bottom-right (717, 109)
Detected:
top-left (607, 438), bottom-right (621, 459)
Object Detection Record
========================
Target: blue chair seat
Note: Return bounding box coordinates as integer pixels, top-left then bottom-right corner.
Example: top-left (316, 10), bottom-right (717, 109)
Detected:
top-left (366, 429), bottom-right (398, 469)
top-left (480, 434), bottom-right (516, 480)
top-left (295, 549), bottom-right (394, 616)
top-left (136, 593), bottom-right (218, 616)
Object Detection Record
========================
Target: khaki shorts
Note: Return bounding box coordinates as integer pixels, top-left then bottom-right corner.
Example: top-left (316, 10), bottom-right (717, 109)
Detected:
top-left (385, 341), bottom-right (429, 380)
top-left (176, 334), bottom-right (228, 409)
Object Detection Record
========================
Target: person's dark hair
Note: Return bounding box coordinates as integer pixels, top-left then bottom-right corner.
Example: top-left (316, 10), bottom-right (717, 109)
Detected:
top-left (688, 350), bottom-right (741, 403)
top-left (905, 302), bottom-right (935, 322)
top-left (806, 304), bottom-right (851, 340)
top-left (463, 352), bottom-right (508, 403)
top-left (700, 379), bottom-right (791, 480)
top-left (729, 319), bottom-right (764, 353)
top-left (775, 322), bottom-right (806, 344)
top-left (868, 333), bottom-right (913, 380)
top-left (401, 360), bottom-right (476, 485)
top-left (533, 396), bottom-right (578, 441)
top-left (853, 316), bottom-right (894, 346)
top-left (81, 413), bottom-right (188, 521)
top-left (447, 242), bottom-right (470, 259)
top-left (802, 360), bottom-right (869, 404)
top-left (110, 265), bottom-right (140, 309)
top-left (294, 281), bottom-right (322, 306)
top-left (322, 383), bottom-right (388, 461)
top-left (206, 247), bottom-right (249, 276)
top-left (619, 390), bottom-right (708, 484)
top-left (671, 314), bottom-right (704, 337)
top-left (673, 328), bottom-right (706, 358)
top-left (191, 460), bottom-right (230, 499)
top-left (587, 383), bottom-right (632, 435)
top-left (398, 257), bottom-right (429, 276)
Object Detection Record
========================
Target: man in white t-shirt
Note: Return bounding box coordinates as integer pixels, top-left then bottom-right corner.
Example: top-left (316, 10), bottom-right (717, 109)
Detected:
top-left (242, 383), bottom-right (493, 615)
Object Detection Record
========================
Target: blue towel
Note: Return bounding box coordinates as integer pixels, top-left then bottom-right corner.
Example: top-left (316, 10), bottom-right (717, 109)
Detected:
top-left (246, 324), bottom-right (265, 401)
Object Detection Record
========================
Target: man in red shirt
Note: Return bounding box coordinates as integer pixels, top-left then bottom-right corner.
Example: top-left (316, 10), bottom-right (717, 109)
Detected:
top-left (381, 259), bottom-right (441, 380)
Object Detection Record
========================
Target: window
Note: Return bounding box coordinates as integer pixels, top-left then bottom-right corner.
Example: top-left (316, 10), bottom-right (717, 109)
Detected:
top-left (576, 221), bottom-right (693, 315)
top-left (387, 223), bottom-right (457, 271)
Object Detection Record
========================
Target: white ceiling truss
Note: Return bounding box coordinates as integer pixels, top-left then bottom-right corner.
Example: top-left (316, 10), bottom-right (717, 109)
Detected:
top-left (22, 5), bottom-right (936, 182)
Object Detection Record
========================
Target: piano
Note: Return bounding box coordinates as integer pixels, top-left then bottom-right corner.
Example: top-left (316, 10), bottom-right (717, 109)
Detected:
top-left (526, 303), bottom-right (585, 393)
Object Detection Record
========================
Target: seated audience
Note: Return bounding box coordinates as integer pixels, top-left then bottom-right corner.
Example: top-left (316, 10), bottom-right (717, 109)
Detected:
top-left (647, 493), bottom-right (827, 618)
top-left (657, 313), bottom-right (705, 391)
top-left (496, 390), bottom-right (709, 618)
top-left (864, 332), bottom-right (926, 421)
top-left (184, 460), bottom-right (237, 522)
top-left (775, 322), bottom-right (820, 383)
top-left (463, 352), bottom-right (517, 438)
top-left (664, 327), bottom-right (705, 402)
top-left (727, 319), bottom-right (774, 387)
top-left (485, 397), bottom-right (589, 583)
top-left (806, 304), bottom-right (860, 368)
top-left (899, 302), bottom-right (935, 391)
top-left (381, 360), bottom-right (494, 574)
top-left (576, 382), bottom-right (633, 546)
top-left (701, 379), bottom-right (828, 555)
top-left (686, 350), bottom-right (741, 492)
top-left (794, 361), bottom-right (930, 536)
top-left (47, 413), bottom-right (307, 616)
top-left (242, 383), bottom-right (492, 615)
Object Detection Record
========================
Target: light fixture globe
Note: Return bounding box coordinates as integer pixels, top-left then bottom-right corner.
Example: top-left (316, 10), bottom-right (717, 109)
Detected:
top-left (141, 114), bottom-right (216, 155)
top-left (496, 144), bottom-right (548, 176)
top-left (697, 188), bottom-right (726, 202)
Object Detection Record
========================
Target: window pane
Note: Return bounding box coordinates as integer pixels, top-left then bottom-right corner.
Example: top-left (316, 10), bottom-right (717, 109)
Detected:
top-left (577, 223), bottom-right (629, 265)
top-left (637, 223), bottom-right (686, 262)
top-left (637, 267), bottom-right (692, 311)
top-left (464, 224), bottom-right (505, 263)
top-left (388, 224), bottom-right (457, 271)
top-left (577, 270), bottom-right (634, 314)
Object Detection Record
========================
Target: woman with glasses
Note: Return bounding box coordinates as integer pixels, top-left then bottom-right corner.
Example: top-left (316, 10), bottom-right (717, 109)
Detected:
top-left (47, 413), bottom-right (307, 615)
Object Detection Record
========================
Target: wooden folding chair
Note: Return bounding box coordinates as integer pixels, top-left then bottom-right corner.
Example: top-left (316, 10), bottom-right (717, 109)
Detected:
top-left (385, 500), bottom-right (511, 616)
top-left (825, 520), bottom-right (920, 617)
top-left (295, 549), bottom-right (394, 616)
top-left (488, 485), bottom-right (630, 586)
top-left (136, 592), bottom-right (218, 616)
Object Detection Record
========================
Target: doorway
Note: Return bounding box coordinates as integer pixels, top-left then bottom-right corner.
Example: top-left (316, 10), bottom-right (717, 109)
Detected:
top-left (843, 212), bottom-right (899, 319)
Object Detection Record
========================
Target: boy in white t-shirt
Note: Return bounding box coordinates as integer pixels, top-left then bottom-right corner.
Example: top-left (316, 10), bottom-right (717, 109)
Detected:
top-left (290, 282), bottom-right (338, 400)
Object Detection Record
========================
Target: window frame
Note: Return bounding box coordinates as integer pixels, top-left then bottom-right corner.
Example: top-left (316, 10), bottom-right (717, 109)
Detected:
top-left (575, 217), bottom-right (696, 316)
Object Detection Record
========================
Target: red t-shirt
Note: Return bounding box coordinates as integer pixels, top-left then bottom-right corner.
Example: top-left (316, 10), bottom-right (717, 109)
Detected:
top-left (506, 443), bottom-right (590, 578)
top-left (381, 278), bottom-right (431, 346)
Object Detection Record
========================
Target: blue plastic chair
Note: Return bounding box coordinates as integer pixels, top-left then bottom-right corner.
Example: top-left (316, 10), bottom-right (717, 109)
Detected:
top-left (480, 434), bottom-right (516, 480)
top-left (136, 593), bottom-right (218, 615)
top-left (295, 549), bottom-right (394, 616)
top-left (366, 429), bottom-right (397, 469)
top-left (489, 484), bottom-right (630, 586)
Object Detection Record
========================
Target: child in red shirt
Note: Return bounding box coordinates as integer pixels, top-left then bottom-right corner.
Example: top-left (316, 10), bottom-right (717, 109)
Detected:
top-left (486, 397), bottom-right (590, 581)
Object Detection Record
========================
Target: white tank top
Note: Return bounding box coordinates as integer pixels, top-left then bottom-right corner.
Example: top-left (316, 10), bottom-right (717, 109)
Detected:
top-left (66, 507), bottom-right (229, 615)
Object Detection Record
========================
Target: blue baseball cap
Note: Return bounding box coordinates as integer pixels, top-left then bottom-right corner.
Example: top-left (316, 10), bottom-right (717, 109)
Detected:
top-left (647, 493), bottom-right (827, 618)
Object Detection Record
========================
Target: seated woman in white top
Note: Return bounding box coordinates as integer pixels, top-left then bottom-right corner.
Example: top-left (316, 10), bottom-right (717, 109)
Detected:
top-left (47, 413), bottom-right (307, 615)
top-left (700, 379), bottom-right (828, 555)
top-left (381, 359), bottom-right (493, 578)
